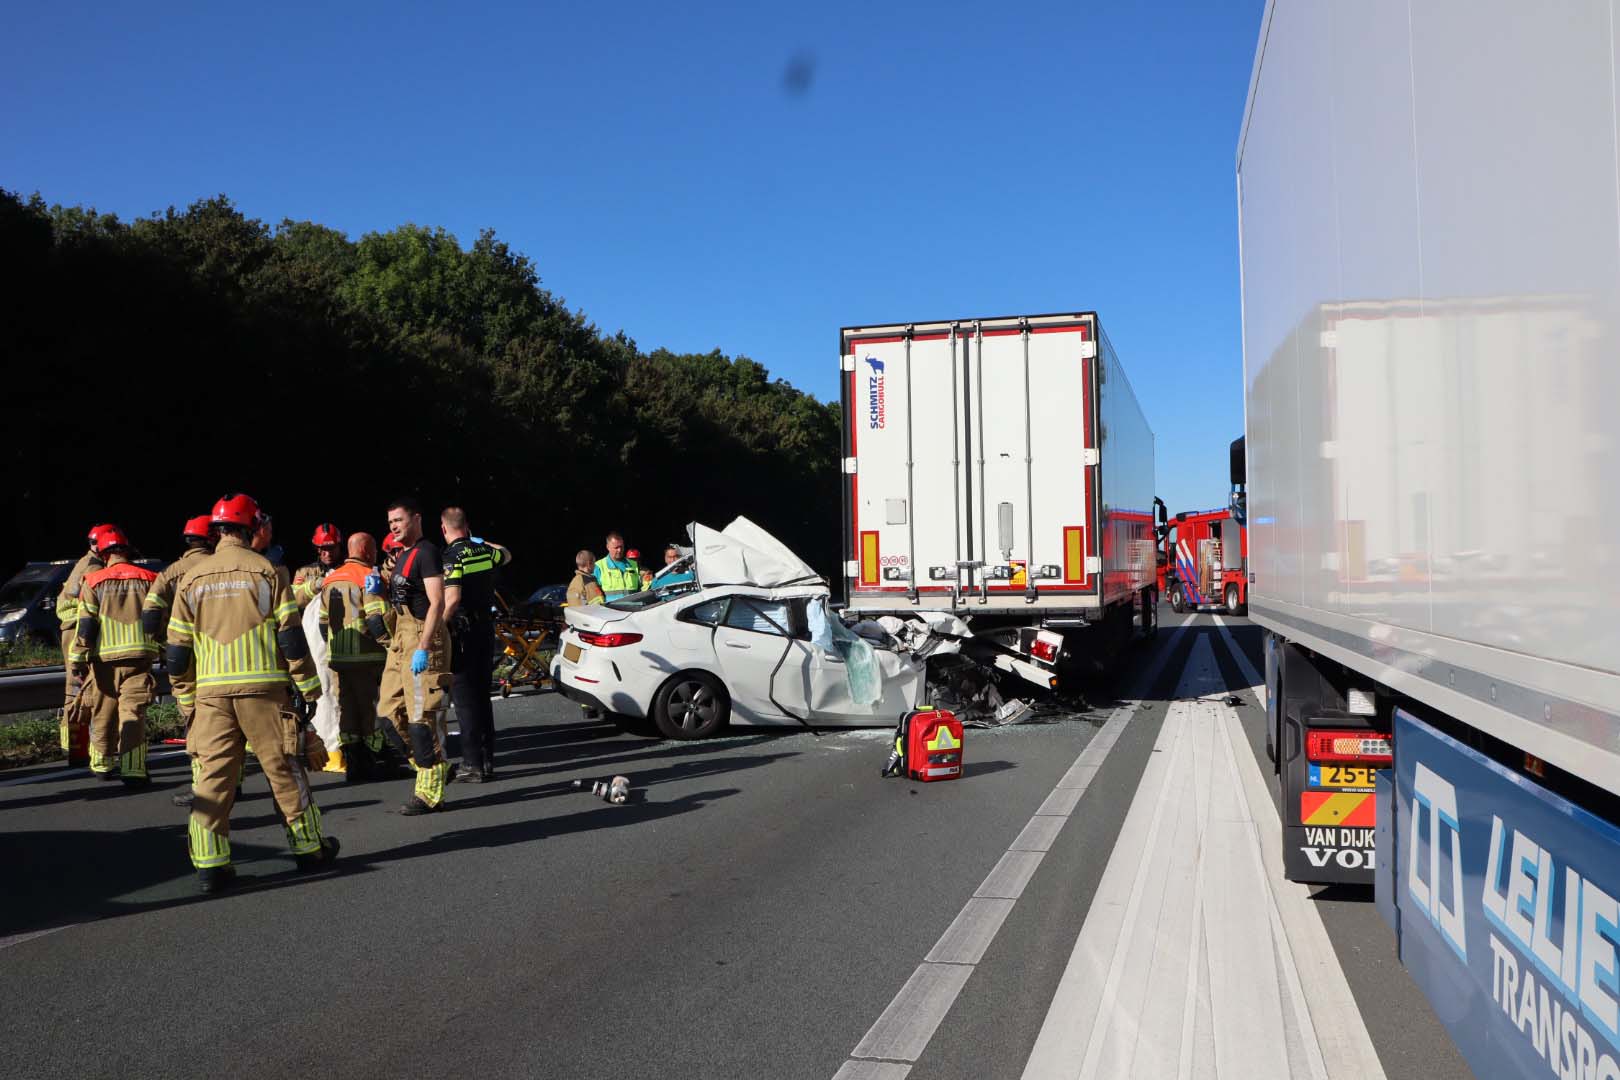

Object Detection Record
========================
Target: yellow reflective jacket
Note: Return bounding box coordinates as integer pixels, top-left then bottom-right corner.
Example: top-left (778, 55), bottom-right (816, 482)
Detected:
top-left (166, 536), bottom-right (319, 699)
top-left (594, 556), bottom-right (642, 599)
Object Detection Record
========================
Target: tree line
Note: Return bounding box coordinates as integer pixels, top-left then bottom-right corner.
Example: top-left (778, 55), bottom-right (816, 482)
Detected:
top-left (0, 190), bottom-right (842, 595)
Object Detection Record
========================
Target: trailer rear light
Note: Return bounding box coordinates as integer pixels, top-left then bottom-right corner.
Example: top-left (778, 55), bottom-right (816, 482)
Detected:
top-left (576, 631), bottom-right (644, 648)
top-left (1306, 729), bottom-right (1392, 765)
top-left (1029, 630), bottom-right (1063, 664)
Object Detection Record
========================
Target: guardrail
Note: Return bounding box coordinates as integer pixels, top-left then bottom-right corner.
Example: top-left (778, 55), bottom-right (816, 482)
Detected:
top-left (0, 665), bottom-right (172, 716)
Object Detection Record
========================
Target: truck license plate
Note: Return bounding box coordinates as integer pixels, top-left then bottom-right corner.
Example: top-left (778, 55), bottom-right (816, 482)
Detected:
top-left (1308, 763), bottom-right (1376, 790)
top-left (563, 642), bottom-right (582, 663)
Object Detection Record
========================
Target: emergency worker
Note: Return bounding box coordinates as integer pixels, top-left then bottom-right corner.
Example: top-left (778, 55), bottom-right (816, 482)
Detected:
top-left (440, 507), bottom-right (513, 782)
top-left (165, 493), bottom-right (337, 894)
top-left (141, 515), bottom-right (216, 806)
top-left (293, 523), bottom-right (343, 609)
top-left (567, 550), bottom-right (604, 606)
top-left (56, 524), bottom-right (115, 763)
top-left (319, 532), bottom-right (391, 780)
top-left (377, 497), bottom-right (453, 815)
top-left (594, 532), bottom-right (642, 601)
top-left (70, 527), bottom-right (159, 784)
top-left (380, 532), bottom-right (404, 581)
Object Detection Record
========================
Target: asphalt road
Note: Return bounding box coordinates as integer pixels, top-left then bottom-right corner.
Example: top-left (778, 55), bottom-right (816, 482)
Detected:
top-left (0, 610), bottom-right (1472, 1080)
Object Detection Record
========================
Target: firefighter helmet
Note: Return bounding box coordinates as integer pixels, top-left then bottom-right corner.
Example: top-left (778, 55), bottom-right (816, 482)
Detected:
top-left (382, 533), bottom-right (404, 554)
top-left (183, 515), bottom-right (213, 540)
top-left (211, 493), bottom-right (260, 528)
top-left (87, 523), bottom-right (117, 548)
top-left (311, 523), bottom-right (342, 547)
top-left (93, 525), bottom-right (132, 555)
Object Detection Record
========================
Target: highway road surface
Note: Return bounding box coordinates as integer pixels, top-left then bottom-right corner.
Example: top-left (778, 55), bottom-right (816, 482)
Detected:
top-left (0, 611), bottom-right (1473, 1079)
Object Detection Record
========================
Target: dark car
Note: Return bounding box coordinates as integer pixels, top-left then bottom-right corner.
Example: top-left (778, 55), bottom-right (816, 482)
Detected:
top-left (0, 558), bottom-right (167, 649)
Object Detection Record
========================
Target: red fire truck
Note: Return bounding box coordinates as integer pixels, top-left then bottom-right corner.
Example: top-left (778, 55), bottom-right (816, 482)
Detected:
top-left (1159, 507), bottom-right (1246, 615)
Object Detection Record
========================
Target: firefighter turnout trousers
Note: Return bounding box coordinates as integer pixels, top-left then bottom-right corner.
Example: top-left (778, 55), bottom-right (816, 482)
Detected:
top-left (333, 664), bottom-right (384, 752)
top-left (59, 627), bottom-right (89, 763)
top-left (378, 610), bottom-right (451, 807)
top-left (83, 660), bottom-right (153, 779)
top-left (187, 688), bottom-right (324, 869)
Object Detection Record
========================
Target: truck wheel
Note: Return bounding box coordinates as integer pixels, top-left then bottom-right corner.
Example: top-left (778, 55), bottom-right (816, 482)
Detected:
top-left (653, 673), bottom-right (729, 740)
top-left (1225, 585), bottom-right (1246, 616)
top-left (1169, 585), bottom-right (1185, 614)
top-left (1141, 589), bottom-right (1157, 638)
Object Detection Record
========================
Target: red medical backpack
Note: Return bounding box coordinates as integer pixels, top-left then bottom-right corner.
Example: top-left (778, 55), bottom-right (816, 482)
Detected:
top-left (883, 707), bottom-right (964, 782)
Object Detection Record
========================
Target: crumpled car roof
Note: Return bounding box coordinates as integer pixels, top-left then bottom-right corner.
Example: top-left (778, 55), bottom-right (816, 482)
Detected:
top-left (689, 516), bottom-right (823, 590)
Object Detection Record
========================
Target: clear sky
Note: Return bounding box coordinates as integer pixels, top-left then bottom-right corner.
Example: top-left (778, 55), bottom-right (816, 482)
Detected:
top-left (2, 0), bottom-right (1263, 518)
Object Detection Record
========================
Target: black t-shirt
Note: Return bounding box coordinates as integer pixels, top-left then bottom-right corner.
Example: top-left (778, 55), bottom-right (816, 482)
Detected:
top-left (442, 538), bottom-right (504, 626)
top-left (388, 539), bottom-right (442, 619)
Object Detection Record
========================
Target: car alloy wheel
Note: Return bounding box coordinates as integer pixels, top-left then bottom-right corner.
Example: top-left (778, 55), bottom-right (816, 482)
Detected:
top-left (655, 674), bottom-right (728, 740)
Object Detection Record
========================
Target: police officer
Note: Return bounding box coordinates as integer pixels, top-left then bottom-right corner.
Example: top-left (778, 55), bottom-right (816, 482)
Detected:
top-left (166, 493), bottom-right (337, 893)
top-left (142, 515), bottom-right (216, 806)
top-left (439, 507), bottom-right (513, 783)
top-left (71, 527), bottom-right (160, 785)
top-left (377, 497), bottom-right (453, 815)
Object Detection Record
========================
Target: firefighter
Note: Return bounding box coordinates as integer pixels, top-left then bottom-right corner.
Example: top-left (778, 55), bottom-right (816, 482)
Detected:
top-left (69, 526), bottom-right (159, 784)
top-left (318, 532), bottom-right (391, 780)
top-left (56, 524), bottom-right (112, 764)
top-left (141, 515), bottom-right (216, 806)
top-left (439, 507), bottom-right (514, 782)
top-left (165, 493), bottom-right (337, 894)
top-left (293, 523), bottom-right (342, 609)
top-left (377, 497), bottom-right (453, 815)
top-left (379, 531), bottom-right (404, 582)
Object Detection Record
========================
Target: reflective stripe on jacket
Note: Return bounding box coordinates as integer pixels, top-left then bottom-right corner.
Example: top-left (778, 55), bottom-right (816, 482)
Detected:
top-left (74, 558), bottom-right (159, 663)
top-left (593, 557), bottom-right (642, 598)
top-left (141, 546), bottom-right (209, 641)
top-left (167, 535), bottom-right (319, 697)
top-left (319, 560), bottom-right (388, 667)
top-left (57, 551), bottom-right (103, 630)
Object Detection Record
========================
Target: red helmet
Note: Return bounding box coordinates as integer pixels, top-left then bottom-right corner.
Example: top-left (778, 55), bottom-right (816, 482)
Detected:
top-left (87, 523), bottom-right (117, 547)
top-left (382, 533), bottom-right (404, 554)
top-left (211, 493), bottom-right (260, 528)
top-left (311, 523), bottom-right (342, 547)
top-left (182, 515), bottom-right (213, 540)
top-left (93, 525), bottom-right (131, 556)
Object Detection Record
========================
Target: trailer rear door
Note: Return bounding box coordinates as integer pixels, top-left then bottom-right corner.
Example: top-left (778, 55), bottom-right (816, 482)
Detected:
top-left (842, 314), bottom-right (1100, 613)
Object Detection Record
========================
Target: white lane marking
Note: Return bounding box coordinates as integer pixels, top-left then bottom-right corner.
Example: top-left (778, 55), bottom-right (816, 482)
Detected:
top-left (1211, 615), bottom-right (1265, 706)
top-left (1221, 696), bottom-right (1386, 1079)
top-left (1022, 633), bottom-right (1385, 1080)
top-left (851, 962), bottom-right (976, 1062)
top-left (926, 899), bottom-right (1017, 965)
top-left (0, 924), bottom-right (73, 952)
top-left (832, 1061), bottom-right (911, 1080)
top-left (832, 625), bottom-right (1186, 1079)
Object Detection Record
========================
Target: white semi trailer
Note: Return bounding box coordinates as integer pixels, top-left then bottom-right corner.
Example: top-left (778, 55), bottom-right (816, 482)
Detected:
top-left (1238, 3), bottom-right (1620, 1077)
top-left (839, 313), bottom-right (1158, 688)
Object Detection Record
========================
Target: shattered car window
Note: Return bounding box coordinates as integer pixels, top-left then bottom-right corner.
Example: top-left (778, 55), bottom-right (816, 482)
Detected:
top-left (604, 590), bottom-right (666, 612)
top-left (680, 598), bottom-right (728, 626)
top-left (723, 598), bottom-right (791, 636)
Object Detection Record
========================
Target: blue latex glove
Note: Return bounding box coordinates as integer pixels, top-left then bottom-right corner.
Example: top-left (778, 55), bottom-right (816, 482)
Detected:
top-left (470, 536), bottom-right (484, 545)
top-left (410, 648), bottom-right (429, 675)
top-left (364, 572), bottom-right (384, 596)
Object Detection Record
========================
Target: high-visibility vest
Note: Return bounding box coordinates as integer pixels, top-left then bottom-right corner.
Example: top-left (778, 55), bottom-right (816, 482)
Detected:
top-left (594, 556), bottom-right (642, 597)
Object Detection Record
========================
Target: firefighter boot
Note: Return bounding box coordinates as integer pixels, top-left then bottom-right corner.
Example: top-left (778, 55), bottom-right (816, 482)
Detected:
top-left (197, 865), bottom-right (237, 895)
top-left (294, 836), bottom-right (341, 871)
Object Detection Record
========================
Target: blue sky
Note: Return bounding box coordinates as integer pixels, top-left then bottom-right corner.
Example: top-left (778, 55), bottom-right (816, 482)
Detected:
top-left (3, 0), bottom-right (1263, 517)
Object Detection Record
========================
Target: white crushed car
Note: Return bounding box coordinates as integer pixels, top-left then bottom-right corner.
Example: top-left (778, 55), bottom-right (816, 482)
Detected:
top-left (551, 518), bottom-right (926, 738)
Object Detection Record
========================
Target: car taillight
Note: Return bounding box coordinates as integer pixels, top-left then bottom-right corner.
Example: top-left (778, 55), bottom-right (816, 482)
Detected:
top-left (1306, 728), bottom-right (1392, 765)
top-left (576, 630), bottom-right (643, 648)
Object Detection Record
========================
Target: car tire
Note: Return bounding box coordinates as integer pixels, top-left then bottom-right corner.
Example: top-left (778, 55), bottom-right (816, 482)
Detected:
top-left (653, 672), bottom-right (729, 740)
top-left (1169, 585), bottom-right (1185, 614)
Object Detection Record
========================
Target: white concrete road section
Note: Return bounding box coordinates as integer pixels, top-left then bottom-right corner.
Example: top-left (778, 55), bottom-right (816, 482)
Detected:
top-left (1020, 636), bottom-right (1385, 1080)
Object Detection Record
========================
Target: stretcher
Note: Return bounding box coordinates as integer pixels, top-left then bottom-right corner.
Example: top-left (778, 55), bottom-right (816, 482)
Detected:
top-left (492, 593), bottom-right (563, 697)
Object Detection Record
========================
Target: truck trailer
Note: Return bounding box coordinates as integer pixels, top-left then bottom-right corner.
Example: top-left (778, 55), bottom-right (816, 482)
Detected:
top-left (839, 312), bottom-right (1157, 687)
top-left (1238, 3), bottom-right (1620, 1077)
